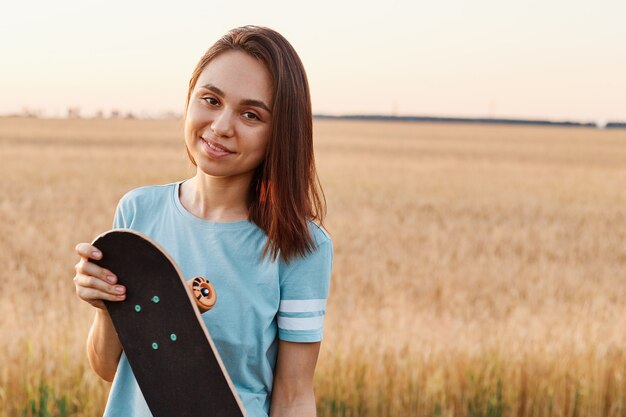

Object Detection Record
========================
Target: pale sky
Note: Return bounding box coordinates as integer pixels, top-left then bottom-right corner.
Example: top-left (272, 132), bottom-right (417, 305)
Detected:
top-left (1, 0), bottom-right (625, 123)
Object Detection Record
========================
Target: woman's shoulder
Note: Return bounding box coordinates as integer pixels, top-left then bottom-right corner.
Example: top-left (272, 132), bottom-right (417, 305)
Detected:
top-left (115, 182), bottom-right (179, 216)
top-left (306, 220), bottom-right (332, 249)
top-left (118, 182), bottom-right (177, 204)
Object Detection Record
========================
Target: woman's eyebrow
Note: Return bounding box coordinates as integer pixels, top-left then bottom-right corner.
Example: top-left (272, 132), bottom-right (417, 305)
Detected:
top-left (200, 83), bottom-right (271, 113)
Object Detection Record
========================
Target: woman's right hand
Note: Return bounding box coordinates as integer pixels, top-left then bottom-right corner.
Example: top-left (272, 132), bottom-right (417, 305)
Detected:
top-left (74, 243), bottom-right (126, 310)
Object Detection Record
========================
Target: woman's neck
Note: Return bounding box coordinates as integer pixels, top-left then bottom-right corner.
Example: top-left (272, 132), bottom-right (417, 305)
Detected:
top-left (179, 172), bottom-right (252, 222)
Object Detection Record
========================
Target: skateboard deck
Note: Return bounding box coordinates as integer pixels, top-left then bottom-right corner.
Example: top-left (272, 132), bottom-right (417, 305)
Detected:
top-left (91, 229), bottom-right (247, 417)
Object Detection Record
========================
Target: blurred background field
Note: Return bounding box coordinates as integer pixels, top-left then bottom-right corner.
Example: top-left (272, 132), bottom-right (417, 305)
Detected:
top-left (0, 117), bottom-right (625, 416)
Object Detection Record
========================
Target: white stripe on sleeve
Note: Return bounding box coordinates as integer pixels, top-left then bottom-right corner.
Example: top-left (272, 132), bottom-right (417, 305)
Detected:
top-left (277, 316), bottom-right (325, 331)
top-left (279, 299), bottom-right (327, 313)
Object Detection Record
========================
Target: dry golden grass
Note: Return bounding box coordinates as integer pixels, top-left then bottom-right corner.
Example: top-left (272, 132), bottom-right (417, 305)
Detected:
top-left (0, 117), bottom-right (625, 416)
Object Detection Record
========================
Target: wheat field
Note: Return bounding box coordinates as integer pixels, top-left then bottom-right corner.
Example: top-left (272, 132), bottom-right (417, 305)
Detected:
top-left (0, 117), bottom-right (625, 416)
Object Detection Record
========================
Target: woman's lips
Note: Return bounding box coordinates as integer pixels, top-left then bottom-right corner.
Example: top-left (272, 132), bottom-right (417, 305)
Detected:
top-left (201, 137), bottom-right (234, 158)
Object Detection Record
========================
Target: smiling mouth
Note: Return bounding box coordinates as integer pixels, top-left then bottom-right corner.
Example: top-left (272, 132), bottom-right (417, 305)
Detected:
top-left (201, 137), bottom-right (234, 154)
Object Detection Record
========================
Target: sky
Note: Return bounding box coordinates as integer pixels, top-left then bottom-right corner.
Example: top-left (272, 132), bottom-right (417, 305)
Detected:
top-left (1, 0), bottom-right (625, 123)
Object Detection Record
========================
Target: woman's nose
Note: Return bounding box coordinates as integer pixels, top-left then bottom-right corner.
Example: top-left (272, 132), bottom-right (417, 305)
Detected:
top-left (211, 109), bottom-right (235, 138)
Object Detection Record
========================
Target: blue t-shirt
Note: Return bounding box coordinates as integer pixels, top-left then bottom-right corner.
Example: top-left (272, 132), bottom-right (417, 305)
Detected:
top-left (102, 181), bottom-right (333, 417)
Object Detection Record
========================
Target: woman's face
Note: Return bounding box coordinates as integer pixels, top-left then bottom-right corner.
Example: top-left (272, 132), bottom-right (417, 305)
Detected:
top-left (184, 50), bottom-right (273, 181)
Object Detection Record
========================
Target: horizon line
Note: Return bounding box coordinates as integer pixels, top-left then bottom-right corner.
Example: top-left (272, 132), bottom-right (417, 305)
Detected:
top-left (1, 112), bottom-right (625, 129)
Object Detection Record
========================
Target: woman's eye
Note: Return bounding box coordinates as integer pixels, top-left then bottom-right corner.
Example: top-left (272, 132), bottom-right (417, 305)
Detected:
top-left (203, 97), bottom-right (219, 106)
top-left (243, 112), bottom-right (260, 121)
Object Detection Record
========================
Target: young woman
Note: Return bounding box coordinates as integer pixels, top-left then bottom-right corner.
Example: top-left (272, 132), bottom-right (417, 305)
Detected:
top-left (73, 26), bottom-right (332, 417)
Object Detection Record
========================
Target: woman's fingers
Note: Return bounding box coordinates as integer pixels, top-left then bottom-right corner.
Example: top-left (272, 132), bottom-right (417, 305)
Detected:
top-left (75, 242), bottom-right (103, 261)
top-left (74, 242), bottom-right (124, 309)
top-left (74, 273), bottom-right (125, 296)
top-left (77, 284), bottom-right (126, 303)
top-left (74, 242), bottom-right (117, 284)
top-left (74, 273), bottom-right (126, 310)
top-left (75, 258), bottom-right (117, 284)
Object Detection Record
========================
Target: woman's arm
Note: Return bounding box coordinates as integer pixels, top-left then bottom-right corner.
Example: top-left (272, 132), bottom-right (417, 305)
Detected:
top-left (270, 340), bottom-right (321, 417)
top-left (74, 243), bottom-right (124, 382)
top-left (86, 309), bottom-right (123, 382)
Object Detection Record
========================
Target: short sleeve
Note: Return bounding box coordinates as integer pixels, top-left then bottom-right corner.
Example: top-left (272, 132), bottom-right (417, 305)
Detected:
top-left (278, 231), bottom-right (333, 343)
top-left (112, 201), bottom-right (126, 229)
top-left (112, 191), bottom-right (135, 229)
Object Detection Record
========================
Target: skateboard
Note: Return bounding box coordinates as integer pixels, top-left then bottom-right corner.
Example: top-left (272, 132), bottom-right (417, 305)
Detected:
top-left (91, 229), bottom-right (247, 417)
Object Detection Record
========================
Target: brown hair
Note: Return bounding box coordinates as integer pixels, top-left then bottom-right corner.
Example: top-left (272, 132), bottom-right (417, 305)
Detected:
top-left (184, 25), bottom-right (326, 262)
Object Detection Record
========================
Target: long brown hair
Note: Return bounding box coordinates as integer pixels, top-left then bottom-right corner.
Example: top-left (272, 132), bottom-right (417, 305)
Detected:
top-left (184, 25), bottom-right (326, 262)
